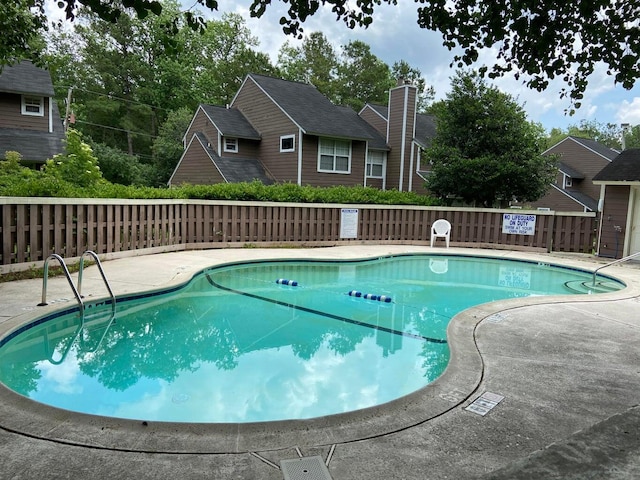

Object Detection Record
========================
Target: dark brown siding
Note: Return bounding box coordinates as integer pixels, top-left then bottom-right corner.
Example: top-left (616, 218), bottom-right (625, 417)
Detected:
top-left (359, 106), bottom-right (387, 137)
top-left (184, 109), bottom-right (219, 149)
top-left (526, 187), bottom-right (588, 211)
top-left (221, 135), bottom-right (261, 158)
top-left (232, 79), bottom-right (298, 182)
top-left (300, 136), bottom-right (366, 187)
top-left (598, 185), bottom-right (630, 258)
top-left (366, 178), bottom-right (383, 189)
top-left (170, 141), bottom-right (225, 185)
top-left (546, 138), bottom-right (612, 205)
top-left (411, 171), bottom-right (429, 196)
top-left (236, 138), bottom-right (260, 158)
top-left (0, 93), bottom-right (49, 131)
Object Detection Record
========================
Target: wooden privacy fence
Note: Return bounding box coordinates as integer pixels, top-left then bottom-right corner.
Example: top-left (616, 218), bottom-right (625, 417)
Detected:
top-left (0, 197), bottom-right (597, 271)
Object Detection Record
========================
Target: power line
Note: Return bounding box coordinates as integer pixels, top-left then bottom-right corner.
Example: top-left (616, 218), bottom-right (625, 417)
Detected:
top-left (74, 120), bottom-right (158, 139)
top-left (54, 85), bottom-right (169, 112)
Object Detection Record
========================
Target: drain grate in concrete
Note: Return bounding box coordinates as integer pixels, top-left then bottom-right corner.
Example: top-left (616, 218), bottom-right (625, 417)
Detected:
top-left (465, 391), bottom-right (504, 416)
top-left (280, 456), bottom-right (333, 480)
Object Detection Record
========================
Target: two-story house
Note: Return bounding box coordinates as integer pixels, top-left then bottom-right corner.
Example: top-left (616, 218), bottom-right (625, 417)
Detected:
top-left (0, 60), bottom-right (65, 166)
top-left (518, 136), bottom-right (619, 212)
top-left (168, 74), bottom-right (436, 192)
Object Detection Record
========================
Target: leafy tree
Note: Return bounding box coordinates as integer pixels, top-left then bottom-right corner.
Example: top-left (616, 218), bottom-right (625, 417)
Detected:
top-left (7, 1), bottom-right (638, 107)
top-left (545, 127), bottom-right (569, 151)
top-left (334, 41), bottom-right (394, 111)
top-left (425, 71), bottom-right (556, 207)
top-left (43, 129), bottom-right (103, 187)
top-left (90, 141), bottom-right (155, 186)
top-left (192, 13), bottom-right (278, 105)
top-left (277, 34), bottom-right (432, 112)
top-left (151, 107), bottom-right (193, 184)
top-left (278, 31), bottom-right (338, 98)
top-left (0, 1), bottom-right (46, 70)
top-left (566, 121), bottom-right (622, 149)
top-left (44, 5), bottom-right (275, 168)
top-left (391, 60), bottom-right (434, 113)
top-left (0, 151), bottom-right (38, 190)
top-left (545, 120), bottom-right (640, 150)
top-left (621, 124), bottom-right (640, 150)
top-left (1, 151), bottom-right (26, 172)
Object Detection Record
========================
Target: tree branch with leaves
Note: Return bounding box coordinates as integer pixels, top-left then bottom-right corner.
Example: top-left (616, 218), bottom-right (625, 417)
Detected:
top-left (5, 0), bottom-right (637, 107)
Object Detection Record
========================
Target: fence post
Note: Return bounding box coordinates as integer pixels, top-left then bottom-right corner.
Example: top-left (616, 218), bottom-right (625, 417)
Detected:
top-left (546, 213), bottom-right (555, 253)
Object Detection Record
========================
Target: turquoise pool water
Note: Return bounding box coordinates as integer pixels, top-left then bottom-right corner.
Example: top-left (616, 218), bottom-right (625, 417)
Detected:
top-left (0, 254), bottom-right (623, 423)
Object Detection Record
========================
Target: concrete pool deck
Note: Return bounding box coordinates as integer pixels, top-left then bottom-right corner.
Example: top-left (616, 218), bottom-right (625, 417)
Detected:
top-left (0, 245), bottom-right (639, 479)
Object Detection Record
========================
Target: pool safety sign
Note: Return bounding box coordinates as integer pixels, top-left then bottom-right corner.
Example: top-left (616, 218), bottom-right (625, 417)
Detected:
top-left (340, 208), bottom-right (359, 239)
top-left (502, 213), bottom-right (536, 235)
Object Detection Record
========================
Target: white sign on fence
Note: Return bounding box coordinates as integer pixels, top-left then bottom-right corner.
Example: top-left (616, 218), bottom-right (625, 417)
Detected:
top-left (502, 213), bottom-right (536, 235)
top-left (340, 208), bottom-right (359, 239)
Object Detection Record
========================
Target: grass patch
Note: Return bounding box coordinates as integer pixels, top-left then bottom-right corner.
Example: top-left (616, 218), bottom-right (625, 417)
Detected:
top-left (0, 262), bottom-right (88, 284)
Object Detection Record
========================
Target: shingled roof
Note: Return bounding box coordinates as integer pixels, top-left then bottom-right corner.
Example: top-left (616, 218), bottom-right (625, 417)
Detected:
top-left (556, 187), bottom-right (598, 212)
top-left (0, 99), bottom-right (65, 163)
top-left (336, 106), bottom-right (388, 150)
top-left (199, 105), bottom-right (260, 140)
top-left (247, 74), bottom-right (375, 141)
top-left (593, 149), bottom-right (640, 182)
top-left (558, 161), bottom-right (585, 180)
top-left (194, 132), bottom-right (272, 184)
top-left (365, 104), bottom-right (389, 119)
top-left (0, 127), bottom-right (64, 163)
top-left (414, 114), bottom-right (437, 149)
top-left (0, 60), bottom-right (55, 96)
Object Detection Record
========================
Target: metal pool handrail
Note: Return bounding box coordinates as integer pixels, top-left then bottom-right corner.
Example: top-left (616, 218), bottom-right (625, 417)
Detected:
top-left (38, 253), bottom-right (84, 315)
top-left (77, 250), bottom-right (116, 314)
top-left (592, 251), bottom-right (640, 286)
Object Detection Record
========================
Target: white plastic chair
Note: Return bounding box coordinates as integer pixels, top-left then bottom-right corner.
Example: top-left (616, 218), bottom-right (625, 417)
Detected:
top-left (430, 219), bottom-right (451, 248)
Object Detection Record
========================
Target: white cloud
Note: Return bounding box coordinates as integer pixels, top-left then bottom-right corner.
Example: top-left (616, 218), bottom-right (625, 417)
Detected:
top-left (37, 353), bottom-right (83, 395)
top-left (616, 97), bottom-right (640, 126)
top-left (107, 335), bottom-right (431, 423)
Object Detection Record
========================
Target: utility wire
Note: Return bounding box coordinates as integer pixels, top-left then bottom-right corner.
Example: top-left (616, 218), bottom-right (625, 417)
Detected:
top-left (54, 84), bottom-right (169, 112)
top-left (75, 119), bottom-right (159, 139)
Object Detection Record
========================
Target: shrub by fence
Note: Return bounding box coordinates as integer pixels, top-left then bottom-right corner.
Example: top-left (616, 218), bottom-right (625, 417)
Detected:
top-left (0, 197), bottom-right (596, 272)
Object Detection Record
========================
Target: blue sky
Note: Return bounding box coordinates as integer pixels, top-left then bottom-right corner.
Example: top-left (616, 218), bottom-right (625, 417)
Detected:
top-left (46, 1), bottom-right (640, 133)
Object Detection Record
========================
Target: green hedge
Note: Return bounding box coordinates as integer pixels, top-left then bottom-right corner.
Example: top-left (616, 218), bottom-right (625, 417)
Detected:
top-left (1, 163), bottom-right (438, 206)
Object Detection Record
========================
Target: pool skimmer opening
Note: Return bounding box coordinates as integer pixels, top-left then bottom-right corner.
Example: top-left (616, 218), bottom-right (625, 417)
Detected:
top-left (280, 456), bottom-right (333, 480)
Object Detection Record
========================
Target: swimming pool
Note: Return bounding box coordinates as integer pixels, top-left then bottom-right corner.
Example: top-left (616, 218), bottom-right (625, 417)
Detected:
top-left (0, 254), bottom-right (624, 424)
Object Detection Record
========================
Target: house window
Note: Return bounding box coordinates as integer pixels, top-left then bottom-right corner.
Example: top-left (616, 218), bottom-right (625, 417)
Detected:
top-left (224, 137), bottom-right (238, 153)
top-left (366, 151), bottom-right (385, 178)
top-left (280, 135), bottom-right (295, 152)
top-left (318, 138), bottom-right (351, 173)
top-left (565, 176), bottom-right (572, 188)
top-left (21, 95), bottom-right (44, 116)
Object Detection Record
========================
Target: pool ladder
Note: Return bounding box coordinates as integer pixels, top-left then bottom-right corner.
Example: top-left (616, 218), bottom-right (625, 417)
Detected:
top-left (38, 250), bottom-right (116, 316)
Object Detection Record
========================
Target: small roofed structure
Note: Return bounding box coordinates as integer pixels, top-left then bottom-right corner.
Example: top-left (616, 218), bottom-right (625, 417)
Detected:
top-left (593, 148), bottom-right (640, 258)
